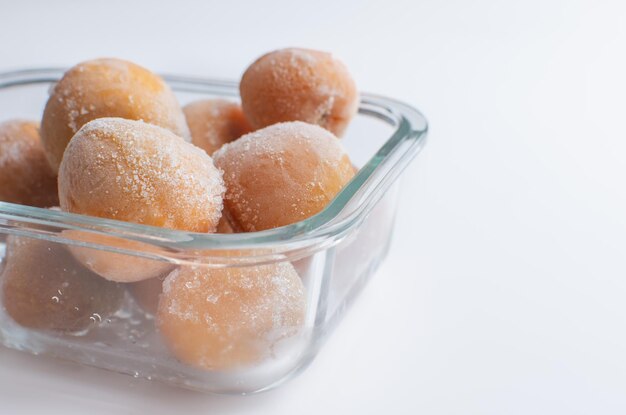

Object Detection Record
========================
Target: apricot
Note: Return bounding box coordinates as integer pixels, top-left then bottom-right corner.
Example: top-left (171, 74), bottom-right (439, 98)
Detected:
top-left (184, 99), bottom-right (252, 155)
top-left (58, 118), bottom-right (224, 281)
top-left (1, 236), bottom-right (124, 332)
top-left (213, 121), bottom-right (355, 231)
top-left (0, 120), bottom-right (58, 207)
top-left (41, 58), bottom-right (189, 171)
top-left (240, 48), bottom-right (358, 136)
top-left (157, 262), bottom-right (305, 370)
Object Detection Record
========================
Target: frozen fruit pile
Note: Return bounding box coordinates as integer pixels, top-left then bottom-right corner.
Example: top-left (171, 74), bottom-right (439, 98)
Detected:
top-left (0, 48), bottom-right (359, 370)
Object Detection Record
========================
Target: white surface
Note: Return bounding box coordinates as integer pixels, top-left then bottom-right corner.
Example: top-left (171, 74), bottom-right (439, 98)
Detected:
top-left (1, 0), bottom-right (626, 413)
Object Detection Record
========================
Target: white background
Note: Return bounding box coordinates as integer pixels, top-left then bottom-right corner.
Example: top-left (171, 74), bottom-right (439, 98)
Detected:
top-left (1, 0), bottom-right (626, 413)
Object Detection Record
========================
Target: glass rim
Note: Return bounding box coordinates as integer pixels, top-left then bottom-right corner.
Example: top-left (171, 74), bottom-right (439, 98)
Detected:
top-left (0, 68), bottom-right (428, 260)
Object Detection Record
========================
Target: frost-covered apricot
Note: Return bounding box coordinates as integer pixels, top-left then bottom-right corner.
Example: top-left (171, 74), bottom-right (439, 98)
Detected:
top-left (184, 99), bottom-right (251, 155)
top-left (0, 120), bottom-right (58, 207)
top-left (58, 118), bottom-right (224, 281)
top-left (213, 121), bottom-right (355, 231)
top-left (41, 58), bottom-right (189, 171)
top-left (59, 118), bottom-right (223, 232)
top-left (240, 48), bottom-right (358, 136)
top-left (157, 262), bottom-right (305, 370)
top-left (1, 236), bottom-right (124, 332)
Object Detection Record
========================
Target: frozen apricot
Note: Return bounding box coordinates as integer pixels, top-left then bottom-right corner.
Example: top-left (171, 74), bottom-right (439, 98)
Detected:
top-left (41, 58), bottom-right (190, 171)
top-left (240, 48), bottom-right (358, 136)
top-left (59, 118), bottom-right (224, 232)
top-left (184, 99), bottom-right (252, 155)
top-left (58, 118), bottom-right (224, 281)
top-left (157, 262), bottom-right (305, 370)
top-left (0, 120), bottom-right (58, 207)
top-left (213, 121), bottom-right (355, 231)
top-left (1, 236), bottom-right (124, 332)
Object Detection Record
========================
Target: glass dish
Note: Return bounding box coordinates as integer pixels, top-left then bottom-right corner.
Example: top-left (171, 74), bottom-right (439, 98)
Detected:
top-left (0, 68), bottom-right (428, 394)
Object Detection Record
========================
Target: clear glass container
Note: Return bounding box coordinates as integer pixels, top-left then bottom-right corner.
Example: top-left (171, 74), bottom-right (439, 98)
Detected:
top-left (0, 68), bottom-right (428, 394)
